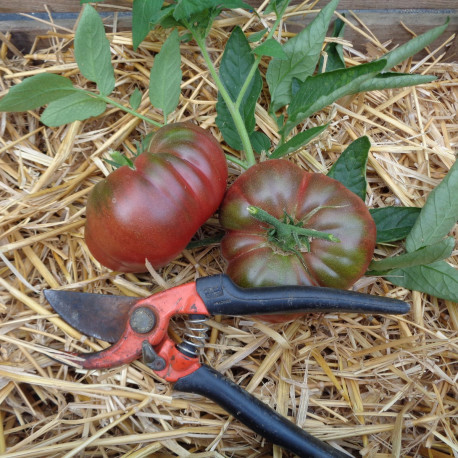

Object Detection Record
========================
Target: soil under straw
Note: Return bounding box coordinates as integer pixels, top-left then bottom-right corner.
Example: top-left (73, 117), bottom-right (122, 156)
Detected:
top-left (0, 3), bottom-right (457, 457)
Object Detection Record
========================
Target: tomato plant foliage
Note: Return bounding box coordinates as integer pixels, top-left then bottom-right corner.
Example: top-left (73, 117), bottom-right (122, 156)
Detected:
top-left (0, 0), bottom-right (455, 300)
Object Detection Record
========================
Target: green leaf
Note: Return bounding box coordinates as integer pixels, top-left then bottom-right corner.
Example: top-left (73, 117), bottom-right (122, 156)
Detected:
top-left (40, 92), bottom-right (106, 126)
top-left (266, 0), bottom-right (339, 113)
top-left (250, 131), bottom-right (271, 154)
top-left (369, 207), bottom-right (421, 243)
top-left (291, 77), bottom-right (301, 97)
top-left (139, 132), bottom-right (154, 154)
top-left (129, 87), bottom-right (142, 110)
top-left (327, 136), bottom-right (370, 200)
top-left (406, 160), bottom-right (458, 252)
top-left (150, 5), bottom-right (177, 28)
top-left (180, 33), bottom-right (193, 43)
top-left (248, 28), bottom-right (268, 43)
top-left (355, 73), bottom-right (436, 93)
top-left (149, 28), bottom-right (182, 119)
top-left (265, 0), bottom-right (290, 15)
top-left (172, 0), bottom-right (253, 21)
top-left (219, 0), bottom-right (252, 8)
top-left (187, 7), bottom-right (223, 37)
top-left (253, 38), bottom-right (287, 59)
top-left (270, 124), bottom-right (329, 159)
top-left (170, 0), bottom-right (251, 21)
top-left (215, 26), bottom-right (262, 150)
top-left (369, 237), bottom-right (454, 272)
top-left (0, 74), bottom-right (78, 112)
top-left (74, 4), bottom-right (115, 96)
top-left (274, 113), bottom-right (285, 130)
top-left (382, 19), bottom-right (450, 70)
top-left (172, 0), bottom-right (220, 21)
top-left (132, 0), bottom-right (163, 50)
top-left (319, 16), bottom-right (346, 73)
top-left (384, 261), bottom-right (458, 302)
top-left (106, 150), bottom-right (135, 169)
top-left (284, 60), bottom-right (386, 136)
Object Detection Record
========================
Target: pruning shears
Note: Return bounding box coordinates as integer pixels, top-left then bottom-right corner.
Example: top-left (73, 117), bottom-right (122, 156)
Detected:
top-left (45, 274), bottom-right (409, 457)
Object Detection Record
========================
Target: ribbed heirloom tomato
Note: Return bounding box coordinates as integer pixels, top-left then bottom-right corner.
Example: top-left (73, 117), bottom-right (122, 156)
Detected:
top-left (85, 123), bottom-right (228, 272)
top-left (219, 160), bottom-right (376, 293)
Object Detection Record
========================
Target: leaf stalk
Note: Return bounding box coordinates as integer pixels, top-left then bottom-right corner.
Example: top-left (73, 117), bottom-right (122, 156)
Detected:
top-left (95, 92), bottom-right (163, 128)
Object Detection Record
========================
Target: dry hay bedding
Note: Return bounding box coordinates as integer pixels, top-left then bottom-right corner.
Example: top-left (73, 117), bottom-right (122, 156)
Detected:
top-left (0, 4), bottom-right (457, 458)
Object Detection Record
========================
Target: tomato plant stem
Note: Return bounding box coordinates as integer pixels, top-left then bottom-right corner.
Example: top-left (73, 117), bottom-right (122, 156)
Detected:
top-left (235, 1), bottom-right (289, 111)
top-left (248, 206), bottom-right (340, 243)
top-left (234, 55), bottom-right (262, 111)
top-left (225, 154), bottom-right (250, 169)
top-left (190, 30), bottom-right (256, 169)
top-left (95, 93), bottom-right (164, 128)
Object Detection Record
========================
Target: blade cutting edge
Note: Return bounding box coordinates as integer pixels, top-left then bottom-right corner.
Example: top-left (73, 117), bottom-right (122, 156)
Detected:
top-left (44, 290), bottom-right (139, 343)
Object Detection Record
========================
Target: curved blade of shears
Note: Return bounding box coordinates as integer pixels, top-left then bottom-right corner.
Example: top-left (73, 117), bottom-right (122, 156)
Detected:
top-left (44, 290), bottom-right (139, 343)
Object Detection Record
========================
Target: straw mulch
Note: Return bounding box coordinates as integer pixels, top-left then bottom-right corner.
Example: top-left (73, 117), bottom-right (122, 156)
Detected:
top-left (0, 3), bottom-right (457, 457)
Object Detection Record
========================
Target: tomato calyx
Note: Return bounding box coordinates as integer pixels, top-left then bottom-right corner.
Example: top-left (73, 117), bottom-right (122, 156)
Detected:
top-left (106, 151), bottom-right (136, 170)
top-left (247, 205), bottom-right (340, 254)
top-left (105, 134), bottom-right (153, 171)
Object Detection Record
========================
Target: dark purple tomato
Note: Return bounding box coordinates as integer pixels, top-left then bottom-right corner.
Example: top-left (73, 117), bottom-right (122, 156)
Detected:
top-left (219, 160), bottom-right (376, 320)
top-left (85, 123), bottom-right (228, 272)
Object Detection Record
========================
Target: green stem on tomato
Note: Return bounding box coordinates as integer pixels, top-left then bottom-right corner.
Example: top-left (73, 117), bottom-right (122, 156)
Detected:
top-left (188, 27), bottom-right (256, 168)
top-left (248, 206), bottom-right (340, 244)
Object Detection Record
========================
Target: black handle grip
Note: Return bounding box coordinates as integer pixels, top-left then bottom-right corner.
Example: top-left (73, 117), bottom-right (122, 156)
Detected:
top-left (196, 274), bottom-right (410, 316)
top-left (175, 365), bottom-right (347, 457)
